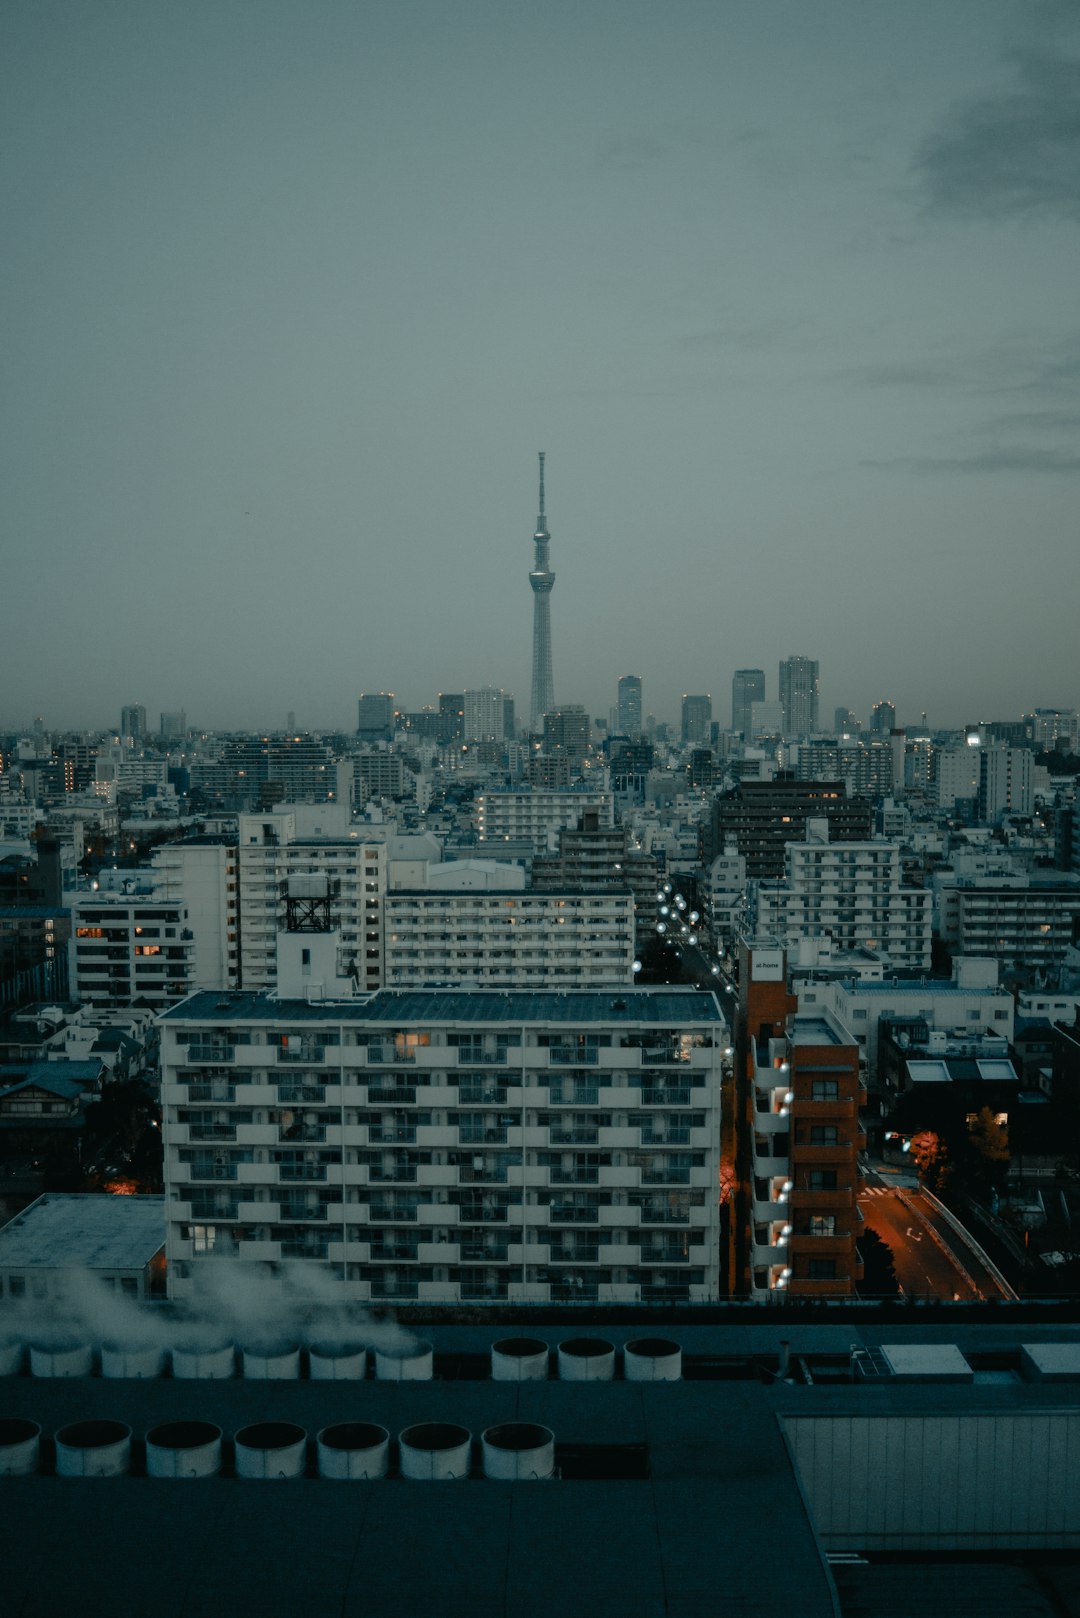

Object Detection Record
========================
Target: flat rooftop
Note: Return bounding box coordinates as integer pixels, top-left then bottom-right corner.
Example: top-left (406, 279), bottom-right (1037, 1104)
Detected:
top-left (162, 988), bottom-right (727, 1026)
top-left (0, 1193), bottom-right (165, 1271)
top-left (790, 1016), bottom-right (846, 1047)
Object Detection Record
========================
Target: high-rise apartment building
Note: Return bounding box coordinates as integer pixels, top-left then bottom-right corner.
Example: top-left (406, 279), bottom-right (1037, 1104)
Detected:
top-left (528, 453), bottom-right (555, 730)
top-left (120, 704), bottom-right (147, 744)
top-left (437, 694), bottom-right (465, 746)
top-left (463, 688), bottom-right (508, 743)
top-left (833, 707), bottom-right (858, 735)
top-left (731, 670), bottom-right (765, 738)
top-left (978, 746), bottom-right (1034, 823)
top-left (681, 694), bottom-right (712, 747)
top-left (542, 705), bottom-right (591, 768)
top-left (869, 700), bottom-right (896, 736)
top-left (701, 778), bottom-right (873, 876)
top-left (616, 675), bottom-right (643, 738)
top-left (159, 710), bottom-right (187, 741)
top-left (162, 987), bottom-right (726, 1304)
top-left (778, 657), bottom-right (819, 736)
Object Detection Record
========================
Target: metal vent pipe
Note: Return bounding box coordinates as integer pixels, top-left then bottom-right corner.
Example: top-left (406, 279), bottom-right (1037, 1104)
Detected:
top-left (100, 1342), bottom-right (166, 1380)
top-left (30, 1341), bottom-right (93, 1379)
top-left (241, 1343), bottom-right (301, 1380)
top-left (308, 1342), bottom-right (368, 1381)
top-left (171, 1342), bottom-right (235, 1380)
top-left (375, 1340), bottom-right (433, 1381)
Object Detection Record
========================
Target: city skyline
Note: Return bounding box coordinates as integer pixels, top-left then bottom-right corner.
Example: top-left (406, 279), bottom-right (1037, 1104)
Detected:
top-left (3, 2), bottom-right (1078, 730)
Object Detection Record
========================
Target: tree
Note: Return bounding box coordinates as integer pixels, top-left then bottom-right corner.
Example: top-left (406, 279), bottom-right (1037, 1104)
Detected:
top-left (966, 1106), bottom-right (1010, 1194)
top-left (858, 1227), bottom-right (901, 1297)
top-left (910, 1129), bottom-right (952, 1193)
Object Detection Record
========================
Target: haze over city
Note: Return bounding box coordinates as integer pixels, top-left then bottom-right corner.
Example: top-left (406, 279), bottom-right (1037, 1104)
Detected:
top-left (3, 0), bottom-right (1078, 730)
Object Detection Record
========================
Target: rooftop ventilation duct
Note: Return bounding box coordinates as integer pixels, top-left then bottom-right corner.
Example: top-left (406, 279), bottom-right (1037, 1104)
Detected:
top-left (241, 1343), bottom-right (301, 1380)
top-left (317, 1422), bottom-right (390, 1480)
top-left (557, 1338), bottom-right (615, 1381)
top-left (375, 1341), bottom-right (433, 1381)
top-left (623, 1338), bottom-right (682, 1382)
top-left (491, 1338), bottom-right (550, 1381)
top-left (481, 1423), bottom-right (555, 1481)
top-left (0, 1418), bottom-right (40, 1477)
top-left (398, 1423), bottom-right (471, 1481)
top-left (30, 1341), bottom-right (93, 1379)
top-left (234, 1422), bottom-right (307, 1480)
top-left (308, 1342), bottom-right (368, 1381)
top-left (146, 1421), bottom-right (222, 1479)
top-left (55, 1420), bottom-right (131, 1477)
top-left (171, 1342), bottom-right (236, 1380)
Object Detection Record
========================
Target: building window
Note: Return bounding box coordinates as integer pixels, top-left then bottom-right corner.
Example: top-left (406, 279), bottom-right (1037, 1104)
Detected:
top-left (810, 1080), bottom-right (839, 1101)
top-left (809, 1125), bottom-right (839, 1146)
top-left (809, 1215), bottom-right (836, 1237)
top-left (808, 1170), bottom-right (837, 1191)
top-left (808, 1259), bottom-right (836, 1279)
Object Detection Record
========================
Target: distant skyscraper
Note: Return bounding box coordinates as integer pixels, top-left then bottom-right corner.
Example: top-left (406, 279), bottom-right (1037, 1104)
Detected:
top-left (731, 670), bottom-right (764, 738)
top-left (528, 452), bottom-right (555, 731)
top-left (778, 656), bottom-right (819, 736)
top-left (870, 700), bottom-right (896, 736)
top-left (437, 693), bottom-right (465, 746)
top-left (357, 692), bottom-right (395, 741)
top-left (464, 687), bottom-right (508, 743)
top-left (617, 675), bottom-right (642, 737)
top-left (834, 706), bottom-right (859, 735)
top-left (543, 704), bottom-right (591, 767)
top-left (159, 709), bottom-right (187, 741)
top-left (120, 703), bottom-right (146, 743)
top-left (681, 694), bottom-right (712, 746)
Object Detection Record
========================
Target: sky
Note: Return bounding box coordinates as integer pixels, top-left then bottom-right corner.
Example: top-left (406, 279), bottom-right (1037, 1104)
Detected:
top-left (2, 0), bottom-right (1078, 735)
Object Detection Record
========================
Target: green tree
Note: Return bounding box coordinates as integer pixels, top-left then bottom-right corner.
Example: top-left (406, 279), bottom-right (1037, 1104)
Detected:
top-left (910, 1129), bottom-right (952, 1193)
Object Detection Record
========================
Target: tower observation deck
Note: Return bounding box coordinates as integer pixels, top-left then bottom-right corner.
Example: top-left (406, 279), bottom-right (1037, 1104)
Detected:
top-left (528, 451), bottom-right (555, 732)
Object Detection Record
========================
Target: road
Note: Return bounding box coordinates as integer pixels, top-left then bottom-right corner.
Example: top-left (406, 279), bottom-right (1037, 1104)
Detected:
top-left (859, 1177), bottom-right (1013, 1300)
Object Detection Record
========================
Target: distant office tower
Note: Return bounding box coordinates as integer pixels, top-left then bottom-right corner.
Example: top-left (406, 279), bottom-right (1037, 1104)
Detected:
top-left (543, 705), bottom-right (591, 769)
top-left (437, 693), bottom-right (465, 746)
top-left (778, 656), bottom-right (819, 736)
top-left (681, 694), bottom-right (712, 747)
top-left (464, 687), bottom-right (508, 743)
top-left (978, 747), bottom-right (1035, 824)
top-left (159, 710), bottom-right (187, 741)
top-left (120, 704), bottom-right (146, 743)
top-left (617, 675), bottom-right (643, 738)
top-left (834, 707), bottom-right (858, 735)
top-left (357, 692), bottom-right (395, 741)
top-left (503, 694), bottom-right (516, 741)
top-left (731, 670), bottom-right (765, 738)
top-left (528, 452), bottom-right (555, 730)
top-left (870, 700), bottom-right (896, 736)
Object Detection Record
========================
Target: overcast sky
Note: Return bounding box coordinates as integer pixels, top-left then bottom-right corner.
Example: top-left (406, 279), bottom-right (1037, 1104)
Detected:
top-left (3, 0), bottom-right (1078, 735)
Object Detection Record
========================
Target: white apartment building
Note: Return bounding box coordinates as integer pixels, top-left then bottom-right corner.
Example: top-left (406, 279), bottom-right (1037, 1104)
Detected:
top-left (474, 789), bottom-right (614, 853)
top-left (71, 891), bottom-right (194, 1009)
top-left (753, 824), bottom-right (931, 971)
top-left (235, 807), bottom-right (388, 995)
top-left (793, 958), bottom-right (1014, 1079)
top-left (978, 746), bottom-right (1035, 823)
top-left (383, 887), bottom-right (635, 988)
top-left (161, 987), bottom-right (726, 1305)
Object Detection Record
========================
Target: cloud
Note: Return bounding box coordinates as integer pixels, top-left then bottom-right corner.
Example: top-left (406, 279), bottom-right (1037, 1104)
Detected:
top-left (916, 42), bottom-right (1080, 221)
top-left (862, 445), bottom-right (1080, 475)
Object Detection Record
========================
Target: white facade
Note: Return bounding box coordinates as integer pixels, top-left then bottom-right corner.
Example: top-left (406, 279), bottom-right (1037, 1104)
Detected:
top-left (753, 828), bottom-right (931, 970)
top-left (161, 988), bottom-right (726, 1305)
top-left (474, 790), bottom-right (614, 853)
top-left (236, 808), bottom-right (388, 994)
top-left (978, 746), bottom-right (1035, 823)
top-left (383, 888), bottom-right (635, 987)
top-left (71, 892), bottom-right (194, 1009)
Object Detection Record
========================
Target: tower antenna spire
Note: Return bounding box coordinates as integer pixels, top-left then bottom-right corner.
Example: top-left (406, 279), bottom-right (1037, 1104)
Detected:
top-left (538, 451), bottom-right (545, 518)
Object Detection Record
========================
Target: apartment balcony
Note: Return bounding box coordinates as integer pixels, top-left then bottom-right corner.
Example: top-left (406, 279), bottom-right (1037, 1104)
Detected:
top-left (277, 1163), bottom-right (328, 1183)
top-left (599, 1126), bottom-right (639, 1149)
top-left (326, 1240), bottom-right (371, 1264)
top-left (547, 1046), bottom-right (599, 1066)
top-left (638, 1205), bottom-right (692, 1226)
top-left (186, 1045), bottom-right (236, 1064)
top-left (417, 1204), bottom-right (458, 1225)
top-left (237, 1201), bottom-right (279, 1223)
top-left (185, 1124), bottom-right (237, 1144)
top-left (506, 1241), bottom-right (549, 1264)
top-left (639, 1247), bottom-right (690, 1266)
top-left (368, 1164), bottom-right (417, 1184)
top-left (791, 1143), bottom-right (856, 1165)
top-left (598, 1086), bottom-right (638, 1108)
top-left (277, 1126), bottom-right (326, 1146)
top-left (416, 1164), bottom-right (458, 1187)
top-left (599, 1165), bottom-right (640, 1188)
top-left (276, 1084), bottom-right (326, 1105)
top-left (234, 1124), bottom-right (279, 1147)
top-left (279, 1203), bottom-right (329, 1223)
top-left (548, 1204), bottom-right (600, 1225)
top-left (238, 1239), bottom-right (282, 1262)
top-left (277, 1045), bottom-right (326, 1064)
top-left (600, 1203), bottom-right (639, 1226)
top-left (369, 1126), bottom-right (417, 1145)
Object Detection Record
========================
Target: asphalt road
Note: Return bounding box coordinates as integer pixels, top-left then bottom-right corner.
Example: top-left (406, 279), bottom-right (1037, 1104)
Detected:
top-left (859, 1179), bottom-right (1012, 1301)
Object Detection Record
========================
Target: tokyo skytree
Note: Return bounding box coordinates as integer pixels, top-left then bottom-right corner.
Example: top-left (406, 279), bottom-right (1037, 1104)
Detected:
top-left (528, 451), bottom-right (555, 731)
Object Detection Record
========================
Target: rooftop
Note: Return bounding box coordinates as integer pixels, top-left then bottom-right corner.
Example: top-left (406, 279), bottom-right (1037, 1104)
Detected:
top-left (0, 1193), bottom-right (165, 1270)
top-left (162, 989), bottom-right (726, 1027)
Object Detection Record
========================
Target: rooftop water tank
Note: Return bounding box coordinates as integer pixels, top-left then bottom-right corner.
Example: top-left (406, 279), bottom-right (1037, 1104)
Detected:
top-left (481, 1423), bottom-right (555, 1481)
top-left (54, 1420), bottom-right (131, 1478)
top-left (308, 1342), bottom-right (368, 1381)
top-left (234, 1422), bottom-right (308, 1480)
top-left (375, 1340), bottom-right (433, 1381)
top-left (317, 1422), bottom-right (390, 1480)
top-left (30, 1341), bottom-right (93, 1379)
top-left (491, 1337), bottom-right (549, 1381)
top-left (0, 1341), bottom-right (24, 1377)
top-left (146, 1421), bottom-right (223, 1479)
top-left (171, 1342), bottom-right (235, 1380)
top-left (398, 1423), bottom-right (471, 1481)
top-left (557, 1338), bottom-right (615, 1381)
top-left (0, 1418), bottom-right (40, 1477)
top-left (241, 1342), bottom-right (301, 1380)
top-left (623, 1338), bottom-right (682, 1381)
top-left (100, 1341), bottom-right (167, 1380)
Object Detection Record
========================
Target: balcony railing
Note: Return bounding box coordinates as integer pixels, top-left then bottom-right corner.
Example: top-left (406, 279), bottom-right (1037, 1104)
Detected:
top-left (369, 1127), bottom-right (416, 1145)
top-left (278, 1045), bottom-right (325, 1064)
top-left (187, 1045), bottom-right (235, 1064)
top-left (548, 1047), bottom-right (599, 1065)
top-left (368, 1204), bottom-right (419, 1222)
top-left (277, 1164), bottom-right (327, 1182)
top-left (548, 1204), bottom-right (600, 1224)
top-left (279, 1204), bottom-right (328, 1222)
top-left (187, 1124), bottom-right (236, 1143)
top-left (459, 1126), bottom-right (508, 1145)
